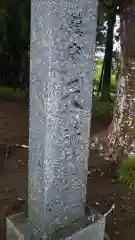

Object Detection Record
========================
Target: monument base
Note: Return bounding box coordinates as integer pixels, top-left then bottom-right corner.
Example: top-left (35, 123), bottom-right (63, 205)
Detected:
top-left (6, 207), bottom-right (105, 240)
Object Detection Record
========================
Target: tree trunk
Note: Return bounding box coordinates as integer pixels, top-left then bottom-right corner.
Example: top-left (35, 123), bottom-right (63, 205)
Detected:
top-left (106, 1), bottom-right (135, 160)
top-left (101, 6), bottom-right (117, 101)
top-left (97, 54), bottom-right (105, 95)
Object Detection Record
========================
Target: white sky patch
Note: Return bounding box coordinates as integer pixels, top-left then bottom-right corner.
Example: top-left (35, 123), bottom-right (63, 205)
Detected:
top-left (96, 15), bottom-right (120, 59)
top-left (113, 15), bottom-right (120, 52)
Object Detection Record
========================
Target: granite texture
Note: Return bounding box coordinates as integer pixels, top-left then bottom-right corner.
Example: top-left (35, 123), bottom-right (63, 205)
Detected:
top-left (6, 208), bottom-right (105, 240)
top-left (6, 213), bottom-right (32, 240)
top-left (29, 0), bottom-right (98, 235)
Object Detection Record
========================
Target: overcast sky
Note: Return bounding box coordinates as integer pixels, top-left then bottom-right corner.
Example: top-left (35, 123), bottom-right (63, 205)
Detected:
top-left (114, 15), bottom-right (120, 52)
top-left (96, 15), bottom-right (120, 58)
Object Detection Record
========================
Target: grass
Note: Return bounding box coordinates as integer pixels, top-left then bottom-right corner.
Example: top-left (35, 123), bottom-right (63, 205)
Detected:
top-left (104, 233), bottom-right (111, 240)
top-left (94, 60), bottom-right (116, 94)
top-left (0, 86), bottom-right (26, 97)
top-left (0, 87), bottom-right (15, 93)
top-left (92, 60), bottom-right (116, 116)
top-left (117, 156), bottom-right (135, 191)
top-left (92, 95), bottom-right (115, 116)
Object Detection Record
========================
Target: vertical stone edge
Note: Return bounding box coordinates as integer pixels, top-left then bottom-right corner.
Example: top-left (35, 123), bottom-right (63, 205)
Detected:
top-left (6, 210), bottom-right (105, 240)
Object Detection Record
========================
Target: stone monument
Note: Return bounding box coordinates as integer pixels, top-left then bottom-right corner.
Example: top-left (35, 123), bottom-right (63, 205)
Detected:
top-left (6, 0), bottom-right (105, 239)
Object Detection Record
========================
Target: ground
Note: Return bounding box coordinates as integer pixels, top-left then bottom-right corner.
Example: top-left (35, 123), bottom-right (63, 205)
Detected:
top-left (0, 95), bottom-right (28, 239)
top-left (0, 95), bottom-right (135, 239)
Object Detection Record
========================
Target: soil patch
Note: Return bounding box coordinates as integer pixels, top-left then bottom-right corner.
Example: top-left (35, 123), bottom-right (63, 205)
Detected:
top-left (0, 96), bottom-right (28, 239)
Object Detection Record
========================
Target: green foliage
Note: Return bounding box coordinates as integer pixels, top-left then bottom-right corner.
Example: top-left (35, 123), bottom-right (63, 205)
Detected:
top-left (96, 0), bottom-right (119, 53)
top-left (117, 156), bottom-right (135, 191)
top-left (0, 87), bottom-right (26, 96)
top-left (94, 60), bottom-right (103, 82)
top-left (93, 59), bottom-right (116, 94)
top-left (104, 233), bottom-right (111, 240)
top-left (92, 95), bottom-right (115, 115)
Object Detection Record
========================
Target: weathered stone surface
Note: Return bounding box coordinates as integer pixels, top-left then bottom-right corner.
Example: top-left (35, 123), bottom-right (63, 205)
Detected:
top-left (6, 0), bottom-right (106, 239)
top-left (6, 213), bottom-right (31, 240)
top-left (29, 0), bottom-right (98, 235)
top-left (6, 208), bottom-right (105, 240)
